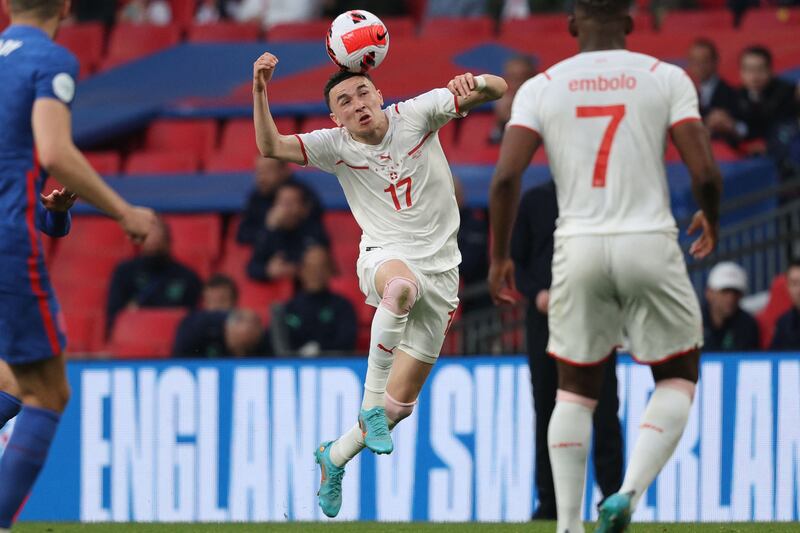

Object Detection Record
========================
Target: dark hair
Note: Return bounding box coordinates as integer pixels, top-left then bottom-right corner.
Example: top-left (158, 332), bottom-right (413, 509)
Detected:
top-left (740, 45), bottom-right (772, 69)
top-left (9, 0), bottom-right (64, 19)
top-left (574, 0), bottom-right (632, 19)
top-left (788, 258), bottom-right (800, 273)
top-left (692, 38), bottom-right (719, 63)
top-left (324, 70), bottom-right (372, 111)
top-left (205, 274), bottom-right (239, 305)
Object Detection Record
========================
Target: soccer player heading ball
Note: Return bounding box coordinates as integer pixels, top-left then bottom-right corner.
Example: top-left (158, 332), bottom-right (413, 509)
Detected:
top-left (488, 0), bottom-right (722, 530)
top-left (252, 47), bottom-right (507, 516)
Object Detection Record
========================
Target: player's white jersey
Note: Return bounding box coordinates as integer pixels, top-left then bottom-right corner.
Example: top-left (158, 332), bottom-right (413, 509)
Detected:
top-left (297, 88), bottom-right (464, 273)
top-left (508, 50), bottom-right (701, 238)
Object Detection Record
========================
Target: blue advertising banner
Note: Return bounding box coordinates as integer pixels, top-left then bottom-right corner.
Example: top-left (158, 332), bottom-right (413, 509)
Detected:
top-left (2, 354), bottom-right (798, 523)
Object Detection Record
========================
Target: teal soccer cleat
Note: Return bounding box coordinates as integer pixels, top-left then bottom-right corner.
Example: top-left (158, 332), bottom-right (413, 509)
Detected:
top-left (314, 441), bottom-right (346, 518)
top-left (595, 492), bottom-right (633, 533)
top-left (359, 406), bottom-right (393, 454)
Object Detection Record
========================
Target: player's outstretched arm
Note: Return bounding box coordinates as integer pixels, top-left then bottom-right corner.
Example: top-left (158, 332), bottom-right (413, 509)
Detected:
top-left (252, 52), bottom-right (306, 165)
top-left (32, 99), bottom-right (156, 243)
top-left (488, 125), bottom-right (543, 305)
top-left (447, 73), bottom-right (508, 114)
top-left (671, 120), bottom-right (723, 259)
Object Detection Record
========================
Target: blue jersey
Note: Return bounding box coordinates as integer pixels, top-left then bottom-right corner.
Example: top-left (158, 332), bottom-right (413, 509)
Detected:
top-left (0, 25), bottom-right (77, 297)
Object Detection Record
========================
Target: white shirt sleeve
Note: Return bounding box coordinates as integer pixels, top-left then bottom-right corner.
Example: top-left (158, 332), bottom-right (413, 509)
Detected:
top-left (507, 75), bottom-right (545, 134)
top-left (397, 88), bottom-right (467, 132)
top-left (666, 65), bottom-right (701, 127)
top-left (296, 128), bottom-right (340, 174)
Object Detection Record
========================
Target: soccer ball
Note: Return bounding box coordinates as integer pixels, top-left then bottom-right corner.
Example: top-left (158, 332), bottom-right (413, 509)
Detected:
top-left (326, 10), bottom-right (389, 73)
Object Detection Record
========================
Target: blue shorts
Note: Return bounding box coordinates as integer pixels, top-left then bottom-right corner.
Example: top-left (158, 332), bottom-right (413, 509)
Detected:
top-left (0, 291), bottom-right (66, 365)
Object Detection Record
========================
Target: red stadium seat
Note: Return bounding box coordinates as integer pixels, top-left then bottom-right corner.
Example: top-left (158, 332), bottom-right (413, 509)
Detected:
top-left (55, 22), bottom-right (105, 78)
top-left (447, 113), bottom-right (498, 164)
top-left (57, 216), bottom-right (132, 258)
top-left (218, 241), bottom-right (294, 316)
top-left (219, 117), bottom-right (298, 154)
top-left (163, 214), bottom-right (223, 276)
top-left (381, 17), bottom-right (416, 38)
top-left (299, 116), bottom-right (338, 133)
top-left (101, 24), bottom-right (181, 70)
top-left (420, 17), bottom-right (495, 39)
top-left (188, 22), bottom-right (261, 42)
top-left (740, 7), bottom-right (800, 31)
top-left (0, 9), bottom-right (8, 32)
top-left (757, 274), bottom-right (792, 348)
top-left (168, 0), bottom-right (196, 28)
top-left (323, 211), bottom-right (361, 243)
top-left (85, 151), bottom-right (122, 175)
top-left (266, 20), bottom-right (333, 41)
top-left (501, 15), bottom-right (570, 38)
top-left (145, 119), bottom-right (218, 162)
top-left (205, 151), bottom-right (258, 173)
top-left (51, 253), bottom-right (122, 291)
top-left (659, 9), bottom-right (734, 32)
top-left (63, 310), bottom-right (105, 355)
top-left (125, 150), bottom-right (200, 174)
top-left (108, 308), bottom-right (188, 358)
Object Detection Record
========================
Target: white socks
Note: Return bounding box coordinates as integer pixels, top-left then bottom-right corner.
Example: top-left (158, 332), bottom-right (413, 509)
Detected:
top-left (620, 380), bottom-right (694, 509)
top-left (330, 423), bottom-right (365, 467)
top-left (548, 391), bottom-right (597, 533)
top-left (362, 305), bottom-right (408, 409)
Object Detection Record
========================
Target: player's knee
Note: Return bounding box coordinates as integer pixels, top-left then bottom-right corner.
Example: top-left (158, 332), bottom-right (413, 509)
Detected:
top-left (381, 277), bottom-right (418, 315)
top-left (385, 391), bottom-right (416, 429)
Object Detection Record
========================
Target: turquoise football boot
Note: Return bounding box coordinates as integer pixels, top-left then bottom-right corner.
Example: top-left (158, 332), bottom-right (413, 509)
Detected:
top-left (595, 492), bottom-right (633, 533)
top-left (359, 406), bottom-right (393, 454)
top-left (314, 441), bottom-right (345, 518)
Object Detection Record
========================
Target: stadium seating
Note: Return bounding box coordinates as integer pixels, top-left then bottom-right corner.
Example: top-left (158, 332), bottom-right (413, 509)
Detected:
top-left (63, 309), bottom-right (105, 354)
top-left (125, 151), bottom-right (200, 174)
top-left (55, 22), bottom-right (105, 78)
top-left (501, 15), bottom-right (570, 38)
top-left (187, 22), bottom-right (261, 43)
top-left (267, 20), bottom-right (333, 41)
top-left (659, 9), bottom-right (734, 32)
top-left (740, 7), bottom-right (800, 31)
top-left (145, 119), bottom-right (218, 162)
top-left (108, 308), bottom-right (188, 358)
top-left (420, 17), bottom-right (495, 39)
top-left (168, 0), bottom-right (196, 28)
top-left (163, 213), bottom-right (223, 278)
top-left (100, 23), bottom-right (181, 70)
top-left (205, 151), bottom-right (257, 173)
top-left (85, 151), bottom-right (123, 175)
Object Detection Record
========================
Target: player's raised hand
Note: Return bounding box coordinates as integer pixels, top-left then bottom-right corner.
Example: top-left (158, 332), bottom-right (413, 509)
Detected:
top-left (447, 72), bottom-right (477, 98)
top-left (488, 258), bottom-right (519, 306)
top-left (253, 52), bottom-right (279, 92)
top-left (687, 210), bottom-right (718, 259)
top-left (119, 206), bottom-right (157, 245)
top-left (40, 187), bottom-right (77, 212)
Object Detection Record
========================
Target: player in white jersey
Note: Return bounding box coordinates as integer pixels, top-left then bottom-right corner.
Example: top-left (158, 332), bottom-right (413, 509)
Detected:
top-left (487, 0), bottom-right (722, 531)
top-left (252, 52), bottom-right (507, 518)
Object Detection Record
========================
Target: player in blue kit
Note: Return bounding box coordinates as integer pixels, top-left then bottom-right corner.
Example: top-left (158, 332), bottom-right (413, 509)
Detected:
top-left (0, 1), bottom-right (155, 529)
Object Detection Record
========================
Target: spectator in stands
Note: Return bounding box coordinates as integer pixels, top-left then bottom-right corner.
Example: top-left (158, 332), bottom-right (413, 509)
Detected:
top-left (425, 0), bottom-right (487, 18)
top-left (702, 262), bottom-right (761, 351)
top-left (710, 46), bottom-right (800, 165)
top-left (172, 308), bottom-right (270, 357)
top-left (195, 0), bottom-right (222, 24)
top-left (490, 55), bottom-right (537, 144)
top-left (74, 0), bottom-right (117, 25)
top-left (771, 260), bottom-right (800, 350)
top-left (118, 0), bottom-right (173, 25)
top-left (247, 182), bottom-right (329, 282)
top-left (275, 246), bottom-right (357, 356)
top-left (453, 177), bottom-right (491, 314)
top-left (237, 157), bottom-right (322, 245)
top-left (686, 39), bottom-right (738, 123)
top-left (106, 217), bottom-right (203, 335)
top-left (231, 0), bottom-right (321, 29)
top-left (322, 0), bottom-right (408, 17)
top-left (202, 274), bottom-right (239, 311)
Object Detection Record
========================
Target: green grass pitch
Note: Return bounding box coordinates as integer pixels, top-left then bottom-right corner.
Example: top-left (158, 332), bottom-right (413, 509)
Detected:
top-left (14, 523), bottom-right (794, 533)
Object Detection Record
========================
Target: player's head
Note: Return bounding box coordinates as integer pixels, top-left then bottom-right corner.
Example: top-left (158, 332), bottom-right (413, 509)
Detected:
top-left (739, 45), bottom-right (773, 94)
top-left (203, 274), bottom-right (239, 312)
top-left (5, 0), bottom-right (70, 21)
top-left (687, 39), bottom-right (720, 84)
top-left (324, 70), bottom-right (385, 136)
top-left (569, 0), bottom-right (633, 41)
top-left (787, 258), bottom-right (800, 310)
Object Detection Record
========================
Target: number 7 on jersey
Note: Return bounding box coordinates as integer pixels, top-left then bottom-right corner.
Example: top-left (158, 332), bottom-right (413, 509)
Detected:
top-left (576, 105), bottom-right (626, 188)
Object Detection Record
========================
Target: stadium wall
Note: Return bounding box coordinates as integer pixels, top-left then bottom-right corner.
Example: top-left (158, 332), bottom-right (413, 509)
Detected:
top-left (4, 354), bottom-right (798, 523)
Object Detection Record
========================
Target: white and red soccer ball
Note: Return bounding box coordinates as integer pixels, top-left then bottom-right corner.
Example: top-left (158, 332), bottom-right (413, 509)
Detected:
top-left (326, 10), bottom-right (389, 73)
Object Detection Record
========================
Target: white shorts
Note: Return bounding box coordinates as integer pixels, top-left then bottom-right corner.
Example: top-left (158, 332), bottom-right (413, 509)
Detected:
top-left (357, 248), bottom-right (460, 365)
top-left (547, 232), bottom-right (703, 366)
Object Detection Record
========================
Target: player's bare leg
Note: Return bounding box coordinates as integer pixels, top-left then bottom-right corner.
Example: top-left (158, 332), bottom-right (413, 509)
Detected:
top-left (548, 360), bottom-right (607, 533)
top-left (0, 362), bottom-right (22, 430)
top-left (0, 356), bottom-right (70, 530)
top-left (596, 351), bottom-right (700, 533)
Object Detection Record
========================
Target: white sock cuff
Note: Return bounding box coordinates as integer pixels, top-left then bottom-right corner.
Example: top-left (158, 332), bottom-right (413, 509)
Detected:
top-left (655, 378), bottom-right (696, 401)
top-left (556, 389), bottom-right (598, 411)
